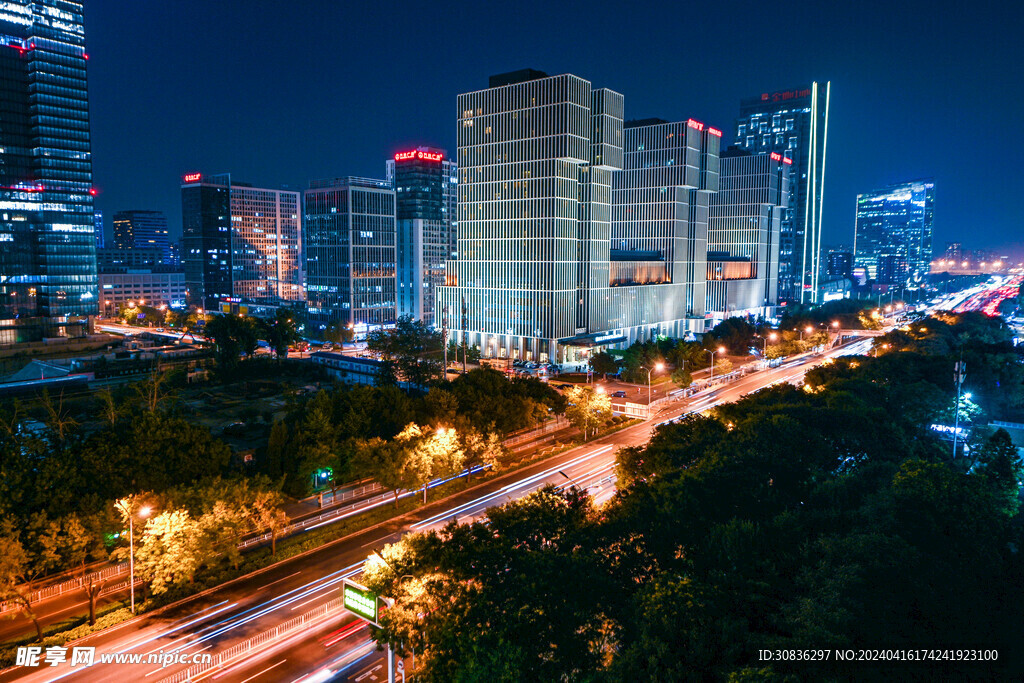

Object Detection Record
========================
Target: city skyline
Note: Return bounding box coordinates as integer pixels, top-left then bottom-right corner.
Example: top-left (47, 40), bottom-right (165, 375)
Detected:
top-left (84, 1), bottom-right (1022, 259)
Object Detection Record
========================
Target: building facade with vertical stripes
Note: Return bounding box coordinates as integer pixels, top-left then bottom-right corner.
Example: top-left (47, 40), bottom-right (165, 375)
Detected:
top-left (735, 82), bottom-right (829, 304)
top-left (705, 148), bottom-right (790, 324)
top-left (437, 71), bottom-right (721, 364)
top-left (304, 177), bottom-right (397, 333)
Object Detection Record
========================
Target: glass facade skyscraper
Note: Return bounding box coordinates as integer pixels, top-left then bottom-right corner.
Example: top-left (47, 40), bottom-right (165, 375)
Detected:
top-left (0, 1), bottom-right (97, 343)
top-left (854, 179), bottom-right (934, 285)
top-left (705, 148), bottom-right (790, 323)
top-left (437, 71), bottom-right (720, 363)
top-left (735, 83), bottom-right (830, 303)
top-left (304, 177), bottom-right (396, 333)
top-left (181, 173), bottom-right (303, 309)
top-left (385, 147), bottom-right (456, 327)
top-left (112, 210), bottom-right (171, 263)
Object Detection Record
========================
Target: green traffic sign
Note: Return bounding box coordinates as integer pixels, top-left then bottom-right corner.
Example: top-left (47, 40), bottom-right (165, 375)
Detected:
top-left (343, 580), bottom-right (380, 625)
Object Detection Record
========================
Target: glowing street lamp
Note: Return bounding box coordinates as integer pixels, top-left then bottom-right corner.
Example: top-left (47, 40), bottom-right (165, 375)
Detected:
top-left (114, 498), bottom-right (152, 614)
top-left (706, 346), bottom-right (726, 380)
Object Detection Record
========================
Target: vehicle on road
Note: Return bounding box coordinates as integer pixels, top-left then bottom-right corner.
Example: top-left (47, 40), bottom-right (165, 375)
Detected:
top-left (611, 390), bottom-right (627, 398)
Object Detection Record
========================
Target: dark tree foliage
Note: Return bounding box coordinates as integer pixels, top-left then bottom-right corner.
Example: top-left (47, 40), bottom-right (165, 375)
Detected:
top-left (366, 315), bottom-right (1024, 681)
top-left (204, 314), bottom-right (260, 371)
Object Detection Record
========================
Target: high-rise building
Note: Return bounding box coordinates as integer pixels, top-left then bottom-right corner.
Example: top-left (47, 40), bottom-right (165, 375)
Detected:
top-left (385, 146), bottom-right (457, 326)
top-left (853, 179), bottom-right (935, 285)
top-left (93, 210), bottom-right (104, 249)
top-left (0, 1), bottom-right (97, 344)
top-left (112, 210), bottom-right (171, 262)
top-left (705, 147), bottom-right (789, 323)
top-left (825, 245), bottom-right (853, 281)
top-left (304, 177), bottom-right (396, 333)
top-left (437, 70), bottom-right (720, 364)
top-left (181, 173), bottom-right (303, 310)
top-left (735, 83), bottom-right (830, 303)
top-left (613, 118), bottom-right (720, 335)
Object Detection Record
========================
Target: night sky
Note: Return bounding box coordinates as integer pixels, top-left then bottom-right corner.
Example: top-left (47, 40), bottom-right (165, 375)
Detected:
top-left (86, 0), bottom-right (1022, 255)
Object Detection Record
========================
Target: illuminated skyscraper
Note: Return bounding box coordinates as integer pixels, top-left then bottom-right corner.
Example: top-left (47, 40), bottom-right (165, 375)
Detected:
top-left (705, 147), bottom-right (789, 323)
top-left (854, 179), bottom-right (934, 285)
top-left (0, 1), bottom-right (97, 343)
top-left (735, 82), bottom-right (830, 303)
top-left (437, 71), bottom-right (719, 363)
top-left (385, 147), bottom-right (457, 326)
top-left (112, 210), bottom-right (170, 262)
top-left (304, 177), bottom-right (396, 333)
top-left (181, 173), bottom-right (303, 310)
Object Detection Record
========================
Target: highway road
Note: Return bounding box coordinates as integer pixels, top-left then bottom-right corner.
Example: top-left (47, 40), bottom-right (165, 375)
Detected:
top-left (0, 337), bottom-right (873, 683)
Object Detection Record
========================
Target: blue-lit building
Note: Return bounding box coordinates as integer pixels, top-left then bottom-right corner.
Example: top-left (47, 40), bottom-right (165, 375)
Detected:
top-left (0, 1), bottom-right (97, 344)
top-left (385, 146), bottom-right (457, 327)
top-left (304, 177), bottom-right (396, 333)
top-left (112, 210), bottom-right (171, 263)
top-left (93, 210), bottom-right (104, 248)
top-left (854, 179), bottom-right (935, 285)
top-left (735, 83), bottom-right (830, 303)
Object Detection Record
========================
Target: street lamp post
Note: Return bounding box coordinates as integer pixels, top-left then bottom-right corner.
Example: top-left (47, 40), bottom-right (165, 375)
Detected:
top-left (705, 346), bottom-right (726, 381)
top-left (646, 362), bottom-right (663, 417)
top-left (114, 498), bottom-right (151, 614)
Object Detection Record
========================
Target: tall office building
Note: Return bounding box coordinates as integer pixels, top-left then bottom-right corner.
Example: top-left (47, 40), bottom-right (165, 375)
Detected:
top-left (705, 147), bottom-right (789, 323)
top-left (612, 118), bottom-right (720, 335)
top-left (304, 177), bottom-right (396, 333)
top-left (437, 70), bottom-right (719, 363)
top-left (853, 179), bottom-right (934, 285)
top-left (385, 146), bottom-right (457, 326)
top-left (181, 173), bottom-right (303, 310)
top-left (735, 82), bottom-right (830, 303)
top-left (0, 1), bottom-right (97, 344)
top-left (93, 210), bottom-right (104, 248)
top-left (112, 209), bottom-right (171, 262)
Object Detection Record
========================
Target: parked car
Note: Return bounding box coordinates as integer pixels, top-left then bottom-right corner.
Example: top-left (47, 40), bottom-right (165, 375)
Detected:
top-left (611, 390), bottom-right (627, 398)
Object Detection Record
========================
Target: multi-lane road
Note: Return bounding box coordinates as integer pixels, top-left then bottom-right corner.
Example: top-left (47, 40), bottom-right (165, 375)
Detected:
top-left (1, 336), bottom-right (873, 683)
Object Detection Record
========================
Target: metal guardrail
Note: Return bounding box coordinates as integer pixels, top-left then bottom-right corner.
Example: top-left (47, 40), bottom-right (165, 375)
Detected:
top-left (503, 417), bottom-right (569, 448)
top-left (0, 562), bottom-right (129, 614)
top-left (159, 597), bottom-right (345, 683)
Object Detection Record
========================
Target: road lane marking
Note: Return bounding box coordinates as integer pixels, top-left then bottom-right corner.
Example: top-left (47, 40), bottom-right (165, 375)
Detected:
top-left (239, 659), bottom-right (287, 683)
top-left (256, 571), bottom-right (302, 591)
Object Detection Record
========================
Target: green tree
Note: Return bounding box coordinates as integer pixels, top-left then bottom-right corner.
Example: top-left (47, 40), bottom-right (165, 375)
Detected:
top-left (369, 316), bottom-right (444, 387)
top-left (259, 308), bottom-right (301, 359)
top-left (589, 351), bottom-right (619, 378)
top-left (714, 358), bottom-right (734, 375)
top-left (974, 428), bottom-right (1022, 515)
top-left (248, 489), bottom-right (289, 556)
top-left (671, 366), bottom-right (693, 389)
top-left (134, 509), bottom-right (203, 596)
top-left (204, 314), bottom-right (260, 371)
top-left (0, 520), bottom-right (43, 641)
top-left (460, 428), bottom-right (506, 481)
top-left (564, 386), bottom-right (611, 440)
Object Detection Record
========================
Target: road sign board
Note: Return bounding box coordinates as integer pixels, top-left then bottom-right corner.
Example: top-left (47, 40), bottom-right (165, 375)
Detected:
top-left (343, 579), bottom-right (382, 626)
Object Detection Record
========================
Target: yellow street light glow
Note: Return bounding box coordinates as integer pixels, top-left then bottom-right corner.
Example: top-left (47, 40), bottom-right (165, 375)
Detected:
top-left (139, 506), bottom-right (152, 518)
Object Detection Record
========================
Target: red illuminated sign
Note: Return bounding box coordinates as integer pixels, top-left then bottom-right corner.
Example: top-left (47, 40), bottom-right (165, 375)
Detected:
top-left (760, 88), bottom-right (811, 103)
top-left (707, 127), bottom-right (722, 137)
top-left (770, 152), bottom-right (782, 161)
top-left (183, 173), bottom-right (202, 183)
top-left (686, 119), bottom-right (704, 132)
top-left (782, 157), bottom-right (793, 165)
top-left (394, 150), bottom-right (444, 162)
